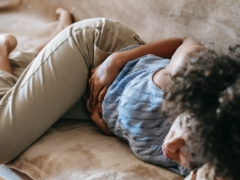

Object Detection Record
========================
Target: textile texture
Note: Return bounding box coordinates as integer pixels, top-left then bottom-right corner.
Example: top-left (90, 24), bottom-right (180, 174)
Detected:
top-left (0, 0), bottom-right (240, 179)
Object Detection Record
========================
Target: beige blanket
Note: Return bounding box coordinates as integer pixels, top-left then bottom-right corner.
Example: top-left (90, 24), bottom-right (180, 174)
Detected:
top-left (6, 120), bottom-right (182, 180)
top-left (0, 0), bottom-right (240, 179)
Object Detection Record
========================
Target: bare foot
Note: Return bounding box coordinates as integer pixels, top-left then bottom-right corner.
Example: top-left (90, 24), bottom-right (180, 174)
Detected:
top-left (54, 8), bottom-right (73, 35)
top-left (33, 8), bottom-right (73, 52)
top-left (0, 34), bottom-right (17, 55)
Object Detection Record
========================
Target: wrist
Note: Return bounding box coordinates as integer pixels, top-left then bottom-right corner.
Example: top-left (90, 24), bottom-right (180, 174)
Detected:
top-left (106, 52), bottom-right (125, 68)
top-left (111, 51), bottom-right (131, 67)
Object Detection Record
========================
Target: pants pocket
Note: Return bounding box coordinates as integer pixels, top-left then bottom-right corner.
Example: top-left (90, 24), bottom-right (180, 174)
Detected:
top-left (93, 44), bottom-right (112, 68)
top-left (134, 35), bottom-right (146, 45)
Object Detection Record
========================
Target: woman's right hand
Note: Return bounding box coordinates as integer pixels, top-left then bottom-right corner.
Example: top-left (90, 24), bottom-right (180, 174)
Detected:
top-left (90, 104), bottom-right (115, 136)
top-left (87, 52), bottom-right (125, 112)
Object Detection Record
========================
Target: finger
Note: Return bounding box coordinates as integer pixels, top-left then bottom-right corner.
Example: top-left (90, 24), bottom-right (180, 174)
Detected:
top-left (87, 99), bottom-right (93, 112)
top-left (91, 105), bottom-right (103, 126)
top-left (98, 86), bottom-right (109, 102)
top-left (90, 106), bottom-right (99, 123)
top-left (97, 116), bottom-right (113, 135)
top-left (91, 68), bottom-right (95, 75)
top-left (98, 101), bottom-right (102, 114)
top-left (92, 84), bottom-right (102, 106)
top-left (97, 86), bottom-right (108, 114)
top-left (91, 106), bottom-right (113, 135)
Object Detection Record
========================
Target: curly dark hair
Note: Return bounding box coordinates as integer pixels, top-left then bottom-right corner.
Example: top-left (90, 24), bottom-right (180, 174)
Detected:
top-left (162, 45), bottom-right (240, 180)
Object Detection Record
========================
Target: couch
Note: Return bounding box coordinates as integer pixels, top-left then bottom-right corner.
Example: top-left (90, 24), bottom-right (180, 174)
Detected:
top-left (0, 0), bottom-right (239, 179)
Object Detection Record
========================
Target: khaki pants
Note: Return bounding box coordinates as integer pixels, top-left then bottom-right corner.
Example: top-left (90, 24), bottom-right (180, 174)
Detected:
top-left (0, 18), bottom-right (145, 163)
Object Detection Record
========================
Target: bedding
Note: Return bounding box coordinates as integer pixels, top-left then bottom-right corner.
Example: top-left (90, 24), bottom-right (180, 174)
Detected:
top-left (0, 0), bottom-right (240, 179)
top-left (6, 120), bottom-right (182, 180)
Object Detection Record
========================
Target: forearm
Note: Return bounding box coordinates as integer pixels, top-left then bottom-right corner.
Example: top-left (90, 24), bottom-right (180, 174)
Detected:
top-left (113, 37), bottom-right (185, 67)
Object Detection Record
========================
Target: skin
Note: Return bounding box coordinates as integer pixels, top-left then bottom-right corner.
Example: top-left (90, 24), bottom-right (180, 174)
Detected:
top-left (88, 36), bottom-right (206, 164)
top-left (34, 8), bottom-right (73, 52)
top-left (162, 113), bottom-right (192, 166)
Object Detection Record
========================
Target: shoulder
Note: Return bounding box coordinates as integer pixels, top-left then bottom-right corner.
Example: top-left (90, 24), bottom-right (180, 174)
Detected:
top-left (166, 37), bottom-right (207, 77)
top-left (174, 37), bottom-right (207, 58)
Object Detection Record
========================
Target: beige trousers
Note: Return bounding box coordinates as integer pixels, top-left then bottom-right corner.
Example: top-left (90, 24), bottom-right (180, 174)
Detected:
top-left (0, 18), bottom-right (145, 163)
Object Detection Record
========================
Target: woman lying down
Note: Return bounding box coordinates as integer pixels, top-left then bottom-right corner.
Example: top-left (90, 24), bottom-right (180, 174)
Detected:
top-left (0, 7), bottom-right (239, 179)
